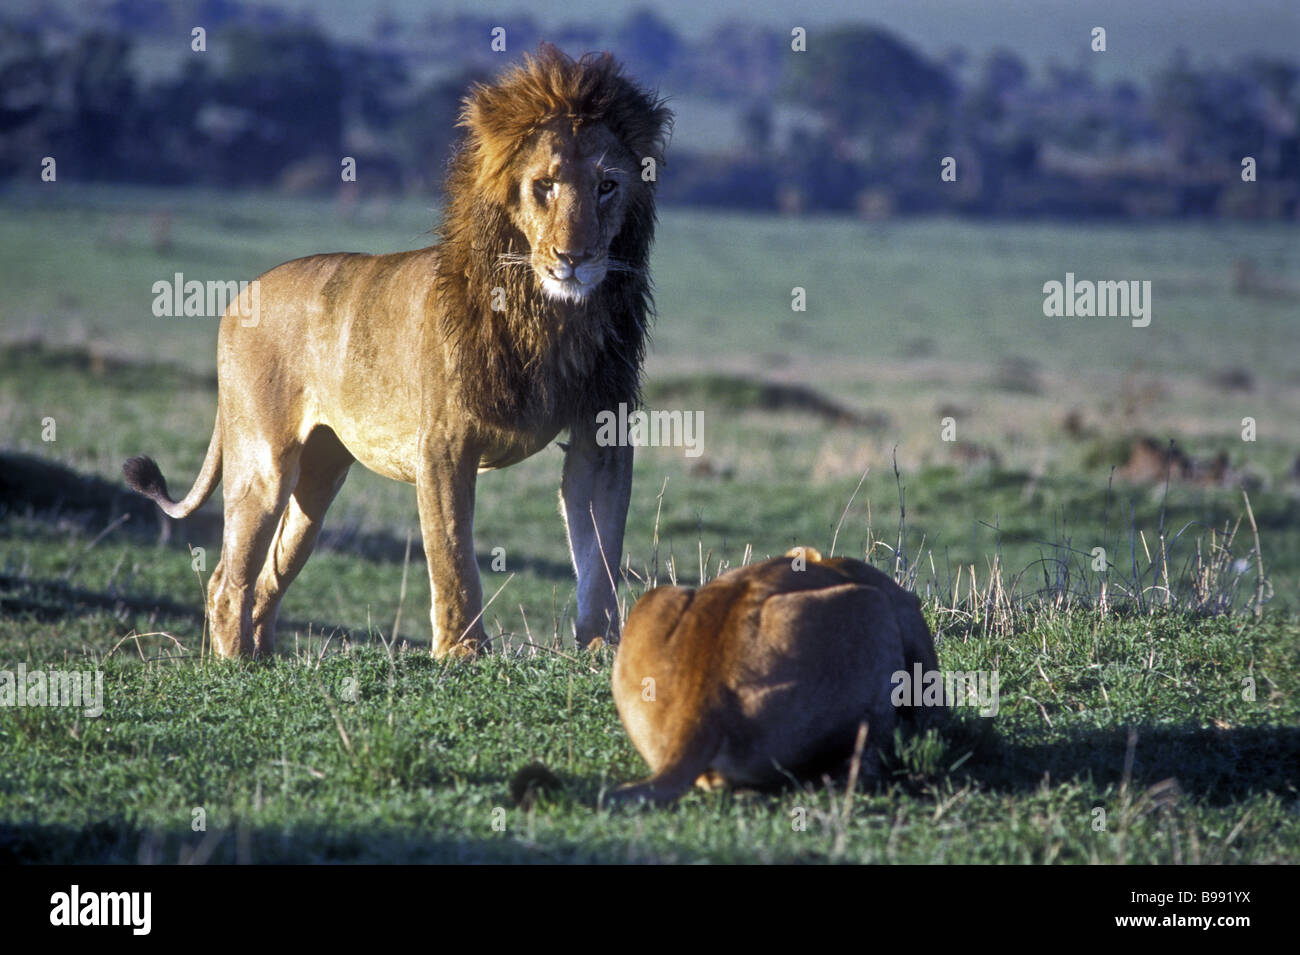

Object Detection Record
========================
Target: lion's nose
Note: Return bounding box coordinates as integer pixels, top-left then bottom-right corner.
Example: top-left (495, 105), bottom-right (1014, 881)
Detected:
top-left (553, 247), bottom-right (593, 268)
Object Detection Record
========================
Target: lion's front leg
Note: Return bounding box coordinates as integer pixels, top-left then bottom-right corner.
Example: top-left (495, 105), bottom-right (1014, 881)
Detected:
top-left (417, 437), bottom-right (486, 659)
top-left (561, 423), bottom-right (632, 649)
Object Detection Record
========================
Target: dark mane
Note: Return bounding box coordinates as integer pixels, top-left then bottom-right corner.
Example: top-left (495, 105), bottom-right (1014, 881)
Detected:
top-left (434, 43), bottom-right (672, 431)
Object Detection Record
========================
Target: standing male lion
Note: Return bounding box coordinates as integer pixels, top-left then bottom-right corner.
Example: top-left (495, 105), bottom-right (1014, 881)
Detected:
top-left (124, 45), bottom-right (672, 659)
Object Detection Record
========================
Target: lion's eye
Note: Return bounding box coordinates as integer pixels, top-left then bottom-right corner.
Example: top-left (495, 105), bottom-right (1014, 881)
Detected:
top-left (598, 179), bottom-right (617, 196)
top-left (534, 178), bottom-right (556, 198)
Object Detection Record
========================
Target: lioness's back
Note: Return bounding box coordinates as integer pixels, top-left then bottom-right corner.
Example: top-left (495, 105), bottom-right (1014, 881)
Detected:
top-left (610, 550), bottom-right (941, 803)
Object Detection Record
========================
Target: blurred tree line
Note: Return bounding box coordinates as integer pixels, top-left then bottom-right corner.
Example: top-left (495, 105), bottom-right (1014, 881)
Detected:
top-left (1, 2), bottom-right (1296, 219)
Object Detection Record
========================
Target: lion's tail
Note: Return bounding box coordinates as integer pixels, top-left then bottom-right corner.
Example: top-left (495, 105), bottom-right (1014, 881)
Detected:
top-left (123, 410), bottom-right (222, 519)
top-left (604, 731), bottom-right (723, 808)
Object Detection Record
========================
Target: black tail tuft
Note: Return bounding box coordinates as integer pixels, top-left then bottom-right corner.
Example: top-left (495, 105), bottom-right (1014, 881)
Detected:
top-left (123, 455), bottom-right (170, 503)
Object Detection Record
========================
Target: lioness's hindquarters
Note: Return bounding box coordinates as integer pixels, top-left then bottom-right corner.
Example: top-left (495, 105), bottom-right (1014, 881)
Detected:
top-left (610, 550), bottom-right (942, 805)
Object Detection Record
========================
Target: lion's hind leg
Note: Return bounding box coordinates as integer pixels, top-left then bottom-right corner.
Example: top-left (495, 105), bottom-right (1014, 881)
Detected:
top-left (209, 453), bottom-right (297, 659)
top-left (250, 428), bottom-right (353, 656)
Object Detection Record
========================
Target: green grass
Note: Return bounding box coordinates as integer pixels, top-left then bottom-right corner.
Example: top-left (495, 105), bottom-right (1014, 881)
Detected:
top-left (1, 185), bottom-right (1297, 863)
top-left (0, 614), bottom-right (1294, 864)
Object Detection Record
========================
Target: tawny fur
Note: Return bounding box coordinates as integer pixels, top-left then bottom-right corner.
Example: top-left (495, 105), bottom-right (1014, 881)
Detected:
top-left (124, 45), bottom-right (672, 660)
top-left (437, 47), bottom-right (670, 428)
top-left (610, 548), bottom-right (943, 805)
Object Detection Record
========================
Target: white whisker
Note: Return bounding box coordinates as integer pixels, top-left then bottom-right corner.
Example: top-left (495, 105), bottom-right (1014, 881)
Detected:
top-left (494, 253), bottom-right (533, 276)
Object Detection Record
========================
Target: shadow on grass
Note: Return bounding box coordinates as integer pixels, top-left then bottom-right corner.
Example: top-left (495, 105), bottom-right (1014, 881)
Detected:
top-left (936, 719), bottom-right (1300, 807)
top-left (1, 723), bottom-right (1294, 864)
top-left (0, 449), bottom-right (576, 578)
top-left (0, 571), bottom-right (379, 647)
top-left (0, 819), bottom-right (633, 864)
top-left (555, 722), bottom-right (1300, 811)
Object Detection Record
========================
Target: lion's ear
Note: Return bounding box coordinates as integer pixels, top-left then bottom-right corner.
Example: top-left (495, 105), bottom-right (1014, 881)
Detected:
top-left (631, 100), bottom-right (674, 167)
top-left (649, 102), bottom-right (674, 160)
top-left (609, 81), bottom-right (673, 167)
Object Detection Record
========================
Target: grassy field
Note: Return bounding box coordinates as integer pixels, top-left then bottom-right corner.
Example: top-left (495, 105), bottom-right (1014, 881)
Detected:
top-left (1, 184), bottom-right (1297, 863)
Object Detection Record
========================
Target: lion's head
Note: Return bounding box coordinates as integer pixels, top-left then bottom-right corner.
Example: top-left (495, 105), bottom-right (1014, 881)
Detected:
top-left (452, 44), bottom-right (672, 304)
top-left (511, 121), bottom-right (637, 303)
top-left (436, 44), bottom-right (673, 427)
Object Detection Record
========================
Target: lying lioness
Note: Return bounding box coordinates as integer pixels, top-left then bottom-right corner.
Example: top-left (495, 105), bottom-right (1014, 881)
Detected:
top-left (610, 548), bottom-right (941, 804)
